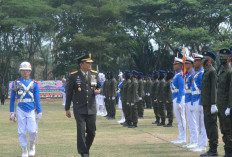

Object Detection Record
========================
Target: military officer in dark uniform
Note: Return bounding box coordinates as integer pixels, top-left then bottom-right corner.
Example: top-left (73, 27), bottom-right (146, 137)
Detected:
top-left (200, 51), bottom-right (218, 157)
top-left (65, 54), bottom-right (101, 157)
top-left (137, 72), bottom-right (145, 118)
top-left (151, 70), bottom-right (160, 124)
top-left (103, 72), bottom-right (110, 118)
top-left (144, 75), bottom-right (152, 109)
top-left (120, 70), bottom-right (131, 127)
top-left (164, 71), bottom-right (174, 127)
top-left (157, 70), bottom-right (167, 126)
top-left (108, 72), bottom-right (117, 120)
top-left (217, 49), bottom-right (232, 157)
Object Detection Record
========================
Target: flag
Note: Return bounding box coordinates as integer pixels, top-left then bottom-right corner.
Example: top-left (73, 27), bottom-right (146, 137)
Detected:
top-left (182, 46), bottom-right (187, 78)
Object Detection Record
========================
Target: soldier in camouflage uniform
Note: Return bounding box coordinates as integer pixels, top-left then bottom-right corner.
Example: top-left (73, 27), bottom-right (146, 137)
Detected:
top-left (151, 71), bottom-right (160, 124)
top-left (103, 72), bottom-right (110, 118)
top-left (156, 70), bottom-right (167, 126)
top-left (108, 72), bottom-right (117, 120)
top-left (163, 71), bottom-right (174, 127)
top-left (127, 70), bottom-right (139, 128)
top-left (144, 75), bottom-right (152, 109)
top-left (217, 49), bottom-right (232, 157)
top-left (200, 51), bottom-right (218, 157)
top-left (137, 72), bottom-right (145, 118)
top-left (121, 71), bottom-right (131, 127)
top-left (0, 84), bottom-right (7, 105)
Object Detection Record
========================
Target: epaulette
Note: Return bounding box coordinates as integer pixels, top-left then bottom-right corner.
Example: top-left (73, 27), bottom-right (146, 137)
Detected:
top-left (71, 71), bottom-right (78, 75)
top-left (180, 72), bottom-right (183, 76)
top-left (33, 80), bottom-right (38, 84)
top-left (90, 70), bottom-right (98, 74)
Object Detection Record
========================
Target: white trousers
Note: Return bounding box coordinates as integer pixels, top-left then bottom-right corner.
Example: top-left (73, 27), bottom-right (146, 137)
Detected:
top-left (185, 102), bottom-right (198, 143)
top-left (16, 107), bottom-right (37, 147)
top-left (62, 92), bottom-right (66, 105)
top-left (194, 101), bottom-right (207, 147)
top-left (118, 98), bottom-right (122, 109)
top-left (173, 98), bottom-right (186, 141)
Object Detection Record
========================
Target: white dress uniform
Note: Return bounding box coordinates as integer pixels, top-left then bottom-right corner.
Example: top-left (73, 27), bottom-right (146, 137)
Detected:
top-left (171, 57), bottom-right (186, 144)
top-left (10, 62), bottom-right (42, 157)
top-left (190, 53), bottom-right (207, 152)
top-left (182, 57), bottom-right (198, 149)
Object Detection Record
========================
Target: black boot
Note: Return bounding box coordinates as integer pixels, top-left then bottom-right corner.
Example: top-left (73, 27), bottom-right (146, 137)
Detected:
top-left (157, 122), bottom-right (165, 126)
top-left (123, 122), bottom-right (130, 127)
top-left (200, 149), bottom-right (218, 157)
top-left (163, 121), bottom-right (173, 127)
top-left (128, 122), bottom-right (137, 128)
top-left (152, 118), bottom-right (160, 124)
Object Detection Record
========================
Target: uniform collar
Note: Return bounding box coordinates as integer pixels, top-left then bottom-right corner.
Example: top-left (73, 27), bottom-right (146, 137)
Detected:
top-left (80, 69), bottom-right (88, 77)
top-left (20, 77), bottom-right (31, 82)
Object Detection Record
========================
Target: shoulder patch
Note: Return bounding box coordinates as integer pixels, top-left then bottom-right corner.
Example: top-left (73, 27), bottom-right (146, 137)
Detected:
top-left (199, 70), bottom-right (202, 74)
top-left (191, 71), bottom-right (194, 75)
top-left (90, 70), bottom-right (98, 74)
top-left (71, 71), bottom-right (78, 75)
top-left (33, 80), bottom-right (38, 84)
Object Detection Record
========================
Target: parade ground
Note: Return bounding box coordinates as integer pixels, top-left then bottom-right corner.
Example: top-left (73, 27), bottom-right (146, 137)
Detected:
top-left (0, 101), bottom-right (225, 157)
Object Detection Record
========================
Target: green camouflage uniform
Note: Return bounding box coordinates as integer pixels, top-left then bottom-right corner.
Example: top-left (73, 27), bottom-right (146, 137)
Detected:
top-left (137, 78), bottom-right (145, 117)
top-left (217, 65), bottom-right (232, 154)
top-left (151, 79), bottom-right (160, 123)
top-left (144, 79), bottom-right (152, 109)
top-left (164, 79), bottom-right (173, 125)
top-left (157, 79), bottom-right (166, 125)
top-left (108, 78), bottom-right (117, 118)
top-left (201, 64), bottom-right (218, 151)
top-left (103, 79), bottom-right (110, 116)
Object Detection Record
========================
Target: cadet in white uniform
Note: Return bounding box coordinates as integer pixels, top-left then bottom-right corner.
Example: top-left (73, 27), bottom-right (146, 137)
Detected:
top-left (10, 62), bottom-right (42, 157)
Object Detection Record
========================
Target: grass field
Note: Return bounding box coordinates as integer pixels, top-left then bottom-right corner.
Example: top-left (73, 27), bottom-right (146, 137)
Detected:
top-left (0, 101), bottom-right (225, 157)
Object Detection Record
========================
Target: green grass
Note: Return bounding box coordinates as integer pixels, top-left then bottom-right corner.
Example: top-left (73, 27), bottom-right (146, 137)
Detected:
top-left (0, 101), bottom-right (225, 157)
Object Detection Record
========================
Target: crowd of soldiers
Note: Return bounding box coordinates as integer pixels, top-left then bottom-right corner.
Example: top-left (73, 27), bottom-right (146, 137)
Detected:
top-left (96, 47), bottom-right (232, 157)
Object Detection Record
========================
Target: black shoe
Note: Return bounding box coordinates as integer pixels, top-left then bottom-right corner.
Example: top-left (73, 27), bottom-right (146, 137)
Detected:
top-left (157, 122), bottom-right (165, 126)
top-left (81, 154), bottom-right (89, 157)
top-left (152, 121), bottom-right (159, 124)
top-left (138, 116), bottom-right (144, 119)
top-left (123, 122), bottom-right (130, 127)
top-left (163, 123), bottom-right (173, 127)
top-left (128, 123), bottom-right (137, 128)
top-left (200, 150), bottom-right (218, 157)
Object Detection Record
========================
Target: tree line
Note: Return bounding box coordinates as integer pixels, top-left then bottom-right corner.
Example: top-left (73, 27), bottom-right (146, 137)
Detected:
top-left (0, 0), bottom-right (231, 85)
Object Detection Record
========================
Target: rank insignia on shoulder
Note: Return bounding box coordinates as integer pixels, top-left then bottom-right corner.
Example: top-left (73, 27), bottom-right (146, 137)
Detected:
top-left (33, 80), bottom-right (38, 84)
top-left (90, 70), bottom-right (98, 74)
top-left (71, 71), bottom-right (78, 75)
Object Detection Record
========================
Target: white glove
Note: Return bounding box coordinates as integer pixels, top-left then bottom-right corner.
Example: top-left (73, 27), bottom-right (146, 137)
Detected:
top-left (177, 103), bottom-right (181, 111)
top-left (145, 93), bottom-right (148, 96)
top-left (139, 97), bottom-right (142, 100)
top-left (127, 102), bottom-right (129, 105)
top-left (211, 104), bottom-right (218, 114)
top-left (103, 96), bottom-right (106, 99)
top-left (112, 97), bottom-right (115, 100)
top-left (36, 113), bottom-right (42, 120)
top-left (166, 101), bottom-right (169, 103)
top-left (154, 99), bottom-right (157, 103)
top-left (10, 112), bottom-right (16, 122)
top-left (225, 108), bottom-right (230, 116)
top-left (131, 103), bottom-right (135, 106)
top-left (147, 93), bottom-right (150, 96)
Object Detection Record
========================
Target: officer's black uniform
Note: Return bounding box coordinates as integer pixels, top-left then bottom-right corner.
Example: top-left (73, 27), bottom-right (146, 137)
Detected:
top-left (65, 54), bottom-right (101, 157)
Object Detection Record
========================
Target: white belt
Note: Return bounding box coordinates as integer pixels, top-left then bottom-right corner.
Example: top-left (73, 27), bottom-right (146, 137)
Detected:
top-left (192, 90), bottom-right (201, 95)
top-left (172, 89), bottom-right (179, 93)
top-left (19, 98), bottom-right (34, 103)
top-left (185, 90), bottom-right (191, 93)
